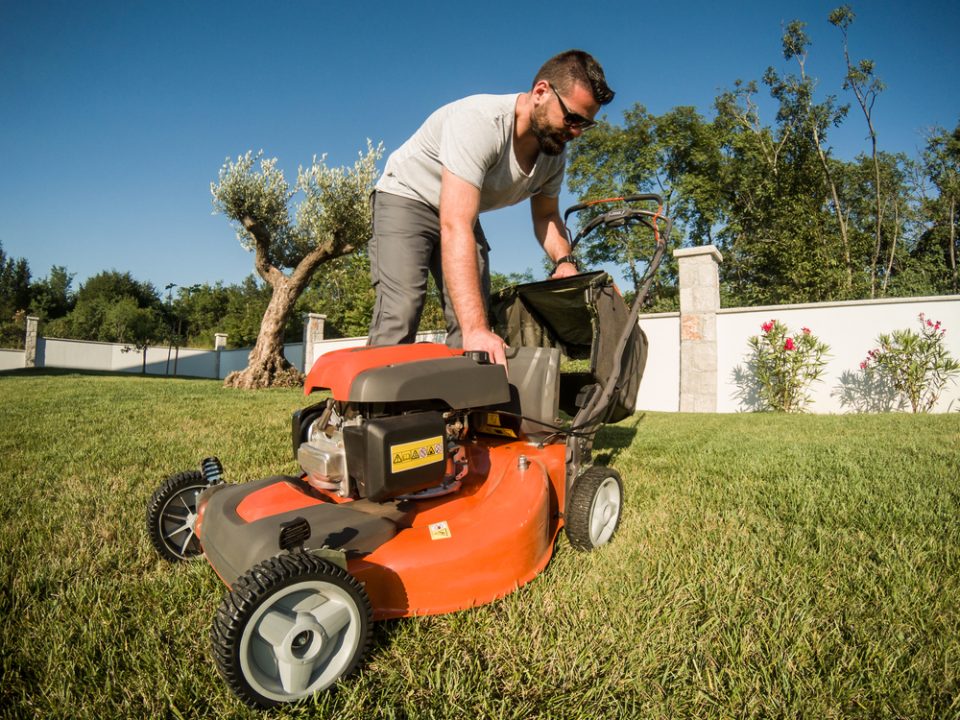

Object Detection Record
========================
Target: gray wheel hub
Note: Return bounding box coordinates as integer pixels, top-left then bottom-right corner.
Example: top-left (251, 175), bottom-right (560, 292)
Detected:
top-left (239, 580), bottom-right (361, 702)
top-left (589, 476), bottom-right (622, 546)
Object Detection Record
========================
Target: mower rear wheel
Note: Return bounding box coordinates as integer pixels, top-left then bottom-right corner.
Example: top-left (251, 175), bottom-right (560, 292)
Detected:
top-left (211, 552), bottom-right (372, 709)
top-left (146, 470), bottom-right (208, 561)
top-left (565, 466), bottom-right (623, 551)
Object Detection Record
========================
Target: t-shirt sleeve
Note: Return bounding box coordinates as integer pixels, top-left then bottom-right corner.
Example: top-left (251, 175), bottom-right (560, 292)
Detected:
top-left (438, 108), bottom-right (502, 190)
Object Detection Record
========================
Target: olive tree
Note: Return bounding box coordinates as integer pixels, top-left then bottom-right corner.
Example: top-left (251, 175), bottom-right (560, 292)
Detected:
top-left (212, 142), bottom-right (382, 388)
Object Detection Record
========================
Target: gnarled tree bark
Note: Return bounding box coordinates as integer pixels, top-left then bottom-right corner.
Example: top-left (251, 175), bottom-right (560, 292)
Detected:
top-left (223, 218), bottom-right (358, 389)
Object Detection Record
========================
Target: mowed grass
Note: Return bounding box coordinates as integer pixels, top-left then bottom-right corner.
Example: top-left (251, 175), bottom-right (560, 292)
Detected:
top-left (1, 369), bottom-right (958, 719)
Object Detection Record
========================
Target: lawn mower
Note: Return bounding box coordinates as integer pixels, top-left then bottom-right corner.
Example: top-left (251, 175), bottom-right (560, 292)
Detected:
top-left (146, 194), bottom-right (670, 708)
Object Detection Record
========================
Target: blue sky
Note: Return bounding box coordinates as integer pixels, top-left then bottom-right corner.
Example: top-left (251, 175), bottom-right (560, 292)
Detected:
top-left (1, 0), bottom-right (958, 295)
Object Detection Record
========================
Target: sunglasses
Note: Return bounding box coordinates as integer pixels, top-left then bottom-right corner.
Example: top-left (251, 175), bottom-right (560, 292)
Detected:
top-left (548, 83), bottom-right (596, 130)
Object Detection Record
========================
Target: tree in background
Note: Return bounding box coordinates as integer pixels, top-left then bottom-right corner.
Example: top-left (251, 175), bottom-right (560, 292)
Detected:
top-left (211, 143), bottom-right (382, 388)
top-left (0, 244), bottom-right (79, 349)
top-left (831, 5), bottom-right (888, 297)
top-left (772, 20), bottom-right (854, 297)
top-left (566, 105), bottom-right (680, 309)
top-left (298, 250), bottom-right (377, 339)
top-left (30, 265), bottom-right (75, 322)
top-left (713, 74), bottom-right (850, 305)
top-left (0, 242), bottom-right (31, 347)
top-left (567, 6), bottom-right (958, 306)
top-left (44, 270), bottom-right (165, 345)
top-left (920, 122), bottom-right (960, 294)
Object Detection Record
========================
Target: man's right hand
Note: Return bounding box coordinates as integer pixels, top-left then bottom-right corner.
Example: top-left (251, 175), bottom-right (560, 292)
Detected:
top-left (462, 328), bottom-right (509, 368)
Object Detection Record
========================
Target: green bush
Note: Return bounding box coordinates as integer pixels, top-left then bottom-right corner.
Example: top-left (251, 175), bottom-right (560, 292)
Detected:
top-left (747, 320), bottom-right (830, 412)
top-left (861, 313), bottom-right (960, 413)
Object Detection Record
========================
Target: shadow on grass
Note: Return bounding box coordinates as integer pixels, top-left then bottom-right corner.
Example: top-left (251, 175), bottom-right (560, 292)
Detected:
top-left (593, 413), bottom-right (645, 466)
top-left (0, 366), bottom-right (220, 382)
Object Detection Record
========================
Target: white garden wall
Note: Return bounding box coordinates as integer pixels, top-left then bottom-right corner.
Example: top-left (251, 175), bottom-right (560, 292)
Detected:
top-left (9, 263), bottom-right (959, 414)
top-left (0, 348), bottom-right (24, 371)
top-left (635, 313), bottom-right (681, 412)
top-left (716, 296), bottom-right (960, 413)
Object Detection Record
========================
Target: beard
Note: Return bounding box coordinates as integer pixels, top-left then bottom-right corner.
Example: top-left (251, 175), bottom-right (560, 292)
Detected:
top-left (530, 103), bottom-right (570, 156)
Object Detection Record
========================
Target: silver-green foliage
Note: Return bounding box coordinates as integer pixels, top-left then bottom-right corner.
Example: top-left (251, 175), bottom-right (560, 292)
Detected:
top-left (209, 142), bottom-right (383, 387)
top-left (211, 141), bottom-right (383, 271)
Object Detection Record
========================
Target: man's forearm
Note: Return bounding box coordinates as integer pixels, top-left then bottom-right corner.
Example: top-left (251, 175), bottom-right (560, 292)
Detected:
top-left (536, 214), bottom-right (573, 262)
top-left (440, 224), bottom-right (488, 335)
top-left (530, 195), bottom-right (578, 276)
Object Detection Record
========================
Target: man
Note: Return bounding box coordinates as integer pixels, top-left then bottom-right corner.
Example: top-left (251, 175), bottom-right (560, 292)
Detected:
top-left (368, 49), bottom-right (614, 366)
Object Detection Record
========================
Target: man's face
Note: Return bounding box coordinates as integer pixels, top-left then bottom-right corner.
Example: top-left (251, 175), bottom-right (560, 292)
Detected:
top-left (530, 101), bottom-right (571, 156)
top-left (530, 81), bottom-right (600, 156)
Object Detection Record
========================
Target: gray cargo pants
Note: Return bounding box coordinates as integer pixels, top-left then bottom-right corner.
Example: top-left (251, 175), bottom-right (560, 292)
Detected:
top-left (367, 190), bottom-right (490, 348)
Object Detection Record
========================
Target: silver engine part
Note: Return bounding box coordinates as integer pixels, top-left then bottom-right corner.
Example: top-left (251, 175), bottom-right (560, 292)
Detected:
top-left (298, 403), bottom-right (469, 499)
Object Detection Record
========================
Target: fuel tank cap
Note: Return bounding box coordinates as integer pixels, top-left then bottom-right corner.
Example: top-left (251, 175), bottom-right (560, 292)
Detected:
top-left (464, 350), bottom-right (491, 364)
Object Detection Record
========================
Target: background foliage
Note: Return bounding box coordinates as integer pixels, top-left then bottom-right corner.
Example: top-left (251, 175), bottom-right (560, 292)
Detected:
top-left (567, 7), bottom-right (959, 309)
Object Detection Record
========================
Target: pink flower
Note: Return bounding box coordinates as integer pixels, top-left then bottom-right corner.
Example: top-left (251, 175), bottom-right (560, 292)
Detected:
top-left (761, 320), bottom-right (775, 334)
top-left (802, 327), bottom-right (811, 335)
top-left (860, 360), bottom-right (868, 370)
top-left (927, 320), bottom-right (934, 328)
top-left (784, 338), bottom-right (795, 351)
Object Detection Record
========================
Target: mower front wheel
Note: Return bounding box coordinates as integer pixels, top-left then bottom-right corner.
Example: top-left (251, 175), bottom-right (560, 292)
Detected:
top-left (565, 466), bottom-right (623, 551)
top-left (146, 470), bottom-right (208, 561)
top-left (211, 552), bottom-right (372, 709)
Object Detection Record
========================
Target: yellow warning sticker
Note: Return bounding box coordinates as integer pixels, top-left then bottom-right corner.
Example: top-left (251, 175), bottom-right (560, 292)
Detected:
top-left (428, 521), bottom-right (452, 540)
top-left (486, 426), bottom-right (518, 438)
top-left (390, 435), bottom-right (444, 474)
top-left (476, 413), bottom-right (518, 438)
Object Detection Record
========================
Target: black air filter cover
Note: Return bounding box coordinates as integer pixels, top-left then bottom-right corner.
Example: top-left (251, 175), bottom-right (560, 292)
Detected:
top-left (344, 412), bottom-right (447, 502)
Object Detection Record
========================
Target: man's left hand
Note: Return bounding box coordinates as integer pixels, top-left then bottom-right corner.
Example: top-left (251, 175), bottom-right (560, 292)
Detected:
top-left (550, 260), bottom-right (579, 279)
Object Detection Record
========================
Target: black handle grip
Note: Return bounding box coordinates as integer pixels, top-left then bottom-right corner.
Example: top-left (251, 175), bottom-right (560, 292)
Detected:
top-left (563, 193), bottom-right (665, 226)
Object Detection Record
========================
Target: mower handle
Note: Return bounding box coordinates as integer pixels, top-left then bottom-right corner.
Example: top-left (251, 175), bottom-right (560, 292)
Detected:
top-left (564, 194), bottom-right (670, 254)
top-left (563, 193), bottom-right (665, 228)
top-left (561, 193), bottom-right (671, 487)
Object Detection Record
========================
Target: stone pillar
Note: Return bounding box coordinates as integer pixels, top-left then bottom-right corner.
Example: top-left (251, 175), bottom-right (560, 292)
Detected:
top-left (214, 333), bottom-right (227, 379)
top-left (674, 246), bottom-right (723, 412)
top-left (25, 316), bottom-right (39, 368)
top-left (302, 313), bottom-right (326, 373)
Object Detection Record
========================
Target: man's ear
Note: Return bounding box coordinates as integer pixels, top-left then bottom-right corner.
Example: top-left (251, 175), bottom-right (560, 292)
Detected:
top-left (531, 79), bottom-right (551, 103)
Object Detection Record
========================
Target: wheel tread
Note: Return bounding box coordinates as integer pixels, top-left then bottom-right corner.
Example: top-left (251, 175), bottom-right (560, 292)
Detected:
top-left (565, 466), bottom-right (624, 551)
top-left (146, 470), bottom-right (207, 561)
top-left (210, 552), bottom-right (372, 709)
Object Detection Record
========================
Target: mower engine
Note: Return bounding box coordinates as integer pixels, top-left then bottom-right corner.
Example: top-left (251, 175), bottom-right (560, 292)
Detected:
top-left (291, 343), bottom-right (515, 503)
top-left (295, 400), bottom-right (470, 502)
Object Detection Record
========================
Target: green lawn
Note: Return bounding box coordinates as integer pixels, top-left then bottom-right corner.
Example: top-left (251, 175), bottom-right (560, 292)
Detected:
top-left (1, 370), bottom-right (958, 719)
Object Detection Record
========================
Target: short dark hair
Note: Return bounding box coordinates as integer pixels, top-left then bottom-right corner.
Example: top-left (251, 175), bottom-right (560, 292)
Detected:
top-left (534, 50), bottom-right (615, 106)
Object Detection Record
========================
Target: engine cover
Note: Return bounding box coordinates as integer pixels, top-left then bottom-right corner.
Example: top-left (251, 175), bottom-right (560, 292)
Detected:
top-left (343, 412), bottom-right (448, 502)
top-left (303, 344), bottom-right (510, 408)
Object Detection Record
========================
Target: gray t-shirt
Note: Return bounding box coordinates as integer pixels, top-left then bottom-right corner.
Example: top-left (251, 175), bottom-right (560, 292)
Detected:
top-left (376, 93), bottom-right (565, 214)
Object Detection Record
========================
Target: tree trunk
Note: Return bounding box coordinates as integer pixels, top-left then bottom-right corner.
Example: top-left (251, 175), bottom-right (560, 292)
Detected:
top-left (881, 200), bottom-right (899, 295)
top-left (867, 128), bottom-right (883, 298)
top-left (812, 124), bottom-right (854, 293)
top-left (223, 278), bottom-right (303, 389)
top-left (950, 198), bottom-right (957, 294)
top-left (223, 216), bottom-right (353, 390)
